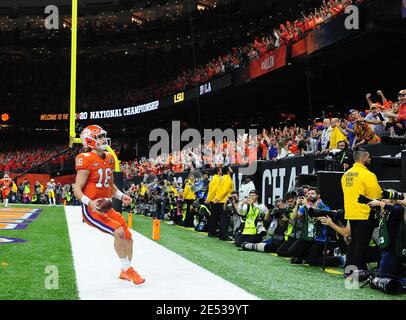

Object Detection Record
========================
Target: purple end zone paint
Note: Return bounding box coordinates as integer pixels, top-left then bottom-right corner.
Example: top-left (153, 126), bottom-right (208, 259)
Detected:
top-left (0, 237), bottom-right (27, 244)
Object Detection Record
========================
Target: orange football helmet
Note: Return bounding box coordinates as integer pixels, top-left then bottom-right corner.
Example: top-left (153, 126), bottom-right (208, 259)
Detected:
top-left (80, 125), bottom-right (111, 150)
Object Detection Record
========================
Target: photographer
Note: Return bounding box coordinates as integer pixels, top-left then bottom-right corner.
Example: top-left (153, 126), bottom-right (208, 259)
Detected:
top-left (276, 192), bottom-right (302, 257)
top-left (192, 198), bottom-right (211, 232)
top-left (264, 198), bottom-right (291, 253)
top-left (235, 190), bottom-right (269, 250)
top-left (219, 191), bottom-right (239, 241)
top-left (160, 180), bottom-right (171, 220)
top-left (287, 188), bottom-right (345, 267)
top-left (341, 148), bottom-right (382, 272)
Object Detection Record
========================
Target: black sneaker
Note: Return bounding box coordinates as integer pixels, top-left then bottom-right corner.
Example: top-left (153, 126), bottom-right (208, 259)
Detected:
top-left (290, 257), bottom-right (303, 264)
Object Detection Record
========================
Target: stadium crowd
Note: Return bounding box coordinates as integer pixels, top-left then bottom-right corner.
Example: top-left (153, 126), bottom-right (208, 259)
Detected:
top-left (120, 88), bottom-right (406, 178)
top-left (2, 88), bottom-right (404, 178)
top-left (0, 1), bottom-right (240, 43)
top-left (1, 0), bottom-right (363, 114)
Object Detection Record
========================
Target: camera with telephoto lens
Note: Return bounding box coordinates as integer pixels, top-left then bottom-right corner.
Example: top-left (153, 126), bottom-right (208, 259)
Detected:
top-left (371, 277), bottom-right (403, 295)
top-left (226, 194), bottom-right (238, 205)
top-left (272, 207), bottom-right (290, 220)
top-left (308, 207), bottom-right (344, 220)
top-left (381, 189), bottom-right (405, 201)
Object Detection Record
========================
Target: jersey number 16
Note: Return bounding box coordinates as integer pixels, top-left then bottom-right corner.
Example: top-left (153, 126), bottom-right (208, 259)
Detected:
top-left (96, 168), bottom-right (112, 188)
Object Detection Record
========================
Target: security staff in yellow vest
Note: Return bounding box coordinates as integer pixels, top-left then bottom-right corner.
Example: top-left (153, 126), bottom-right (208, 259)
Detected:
top-left (205, 168), bottom-right (220, 205)
top-left (182, 175), bottom-right (197, 228)
top-left (207, 166), bottom-right (234, 237)
top-left (341, 148), bottom-right (382, 272)
top-left (235, 190), bottom-right (269, 249)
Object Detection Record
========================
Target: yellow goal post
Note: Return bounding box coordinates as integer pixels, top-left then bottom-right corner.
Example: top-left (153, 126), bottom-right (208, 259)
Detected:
top-left (68, 0), bottom-right (120, 172)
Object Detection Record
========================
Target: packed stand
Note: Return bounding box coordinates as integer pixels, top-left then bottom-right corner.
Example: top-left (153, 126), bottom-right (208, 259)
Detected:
top-left (120, 88), bottom-right (406, 178)
top-left (1, 0), bottom-right (363, 114)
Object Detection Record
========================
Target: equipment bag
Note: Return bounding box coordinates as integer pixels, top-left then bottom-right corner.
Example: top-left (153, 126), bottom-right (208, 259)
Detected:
top-left (378, 213), bottom-right (391, 249)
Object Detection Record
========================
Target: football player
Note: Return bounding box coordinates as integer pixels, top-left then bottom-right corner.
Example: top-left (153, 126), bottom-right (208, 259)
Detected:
top-left (74, 125), bottom-right (145, 285)
top-left (45, 178), bottom-right (56, 206)
top-left (0, 173), bottom-right (13, 208)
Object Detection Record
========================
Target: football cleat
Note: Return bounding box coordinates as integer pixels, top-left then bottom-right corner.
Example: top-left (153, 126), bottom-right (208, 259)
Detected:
top-left (119, 267), bottom-right (145, 285)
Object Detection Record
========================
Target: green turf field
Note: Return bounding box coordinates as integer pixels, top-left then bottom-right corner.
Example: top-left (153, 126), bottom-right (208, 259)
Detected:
top-left (0, 205), bottom-right (78, 300)
top-left (1, 205), bottom-right (405, 300)
top-left (128, 213), bottom-right (406, 300)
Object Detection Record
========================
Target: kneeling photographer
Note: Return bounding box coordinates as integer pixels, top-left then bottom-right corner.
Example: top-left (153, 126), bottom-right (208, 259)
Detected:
top-left (263, 197), bottom-right (293, 253)
top-left (288, 188), bottom-right (345, 267)
top-left (235, 190), bottom-right (269, 252)
top-left (365, 194), bottom-right (406, 294)
top-left (368, 199), bottom-right (405, 277)
top-left (276, 191), bottom-right (302, 257)
top-left (264, 198), bottom-right (288, 252)
top-left (192, 198), bottom-right (211, 232)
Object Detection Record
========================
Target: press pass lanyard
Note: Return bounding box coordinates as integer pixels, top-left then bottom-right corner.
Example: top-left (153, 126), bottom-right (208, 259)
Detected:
top-left (339, 151), bottom-right (346, 164)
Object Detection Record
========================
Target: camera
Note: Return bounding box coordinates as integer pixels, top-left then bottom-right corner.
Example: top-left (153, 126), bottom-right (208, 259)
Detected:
top-left (226, 194), bottom-right (237, 205)
top-left (272, 208), bottom-right (289, 220)
top-left (381, 189), bottom-right (405, 201)
top-left (371, 277), bottom-right (403, 295)
top-left (308, 207), bottom-right (344, 220)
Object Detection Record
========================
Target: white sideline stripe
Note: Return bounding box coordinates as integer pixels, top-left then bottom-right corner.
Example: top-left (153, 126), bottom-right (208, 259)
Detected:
top-left (64, 206), bottom-right (259, 300)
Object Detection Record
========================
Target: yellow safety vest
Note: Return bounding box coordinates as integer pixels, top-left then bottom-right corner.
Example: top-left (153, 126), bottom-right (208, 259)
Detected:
top-left (242, 205), bottom-right (260, 235)
top-left (341, 163), bottom-right (382, 220)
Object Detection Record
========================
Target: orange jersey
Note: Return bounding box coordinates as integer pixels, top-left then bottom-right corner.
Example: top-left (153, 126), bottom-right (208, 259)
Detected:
top-left (0, 178), bottom-right (12, 191)
top-left (75, 151), bottom-right (115, 200)
top-left (0, 178), bottom-right (12, 198)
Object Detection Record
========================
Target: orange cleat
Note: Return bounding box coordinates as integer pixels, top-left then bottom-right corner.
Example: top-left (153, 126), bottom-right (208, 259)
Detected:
top-left (119, 267), bottom-right (145, 285)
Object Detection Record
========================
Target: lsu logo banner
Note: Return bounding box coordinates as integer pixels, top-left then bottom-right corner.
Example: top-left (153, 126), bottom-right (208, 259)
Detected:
top-left (0, 208), bottom-right (41, 230)
top-left (174, 92), bottom-right (185, 104)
